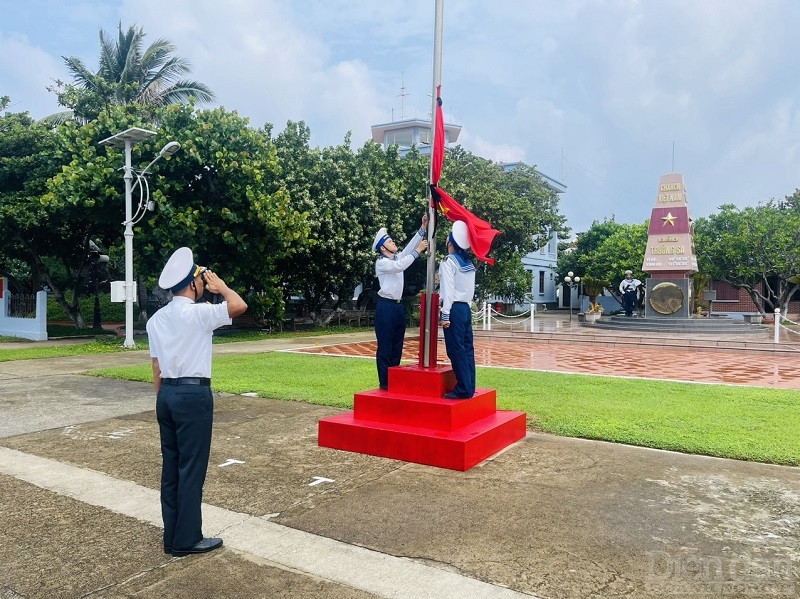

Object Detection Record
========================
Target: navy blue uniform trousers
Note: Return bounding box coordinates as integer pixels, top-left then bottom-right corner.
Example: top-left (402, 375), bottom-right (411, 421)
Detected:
top-left (443, 302), bottom-right (476, 398)
top-left (156, 383), bottom-right (213, 550)
top-left (374, 299), bottom-right (406, 388)
top-left (623, 290), bottom-right (637, 316)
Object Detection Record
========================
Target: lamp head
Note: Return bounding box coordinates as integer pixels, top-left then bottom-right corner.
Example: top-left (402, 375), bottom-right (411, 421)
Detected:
top-left (159, 141), bottom-right (181, 157)
top-left (574, 276), bottom-right (581, 283)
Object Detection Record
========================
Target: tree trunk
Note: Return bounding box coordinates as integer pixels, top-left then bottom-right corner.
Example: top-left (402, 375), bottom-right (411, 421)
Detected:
top-left (26, 244), bottom-right (86, 328)
top-left (137, 273), bottom-right (149, 323)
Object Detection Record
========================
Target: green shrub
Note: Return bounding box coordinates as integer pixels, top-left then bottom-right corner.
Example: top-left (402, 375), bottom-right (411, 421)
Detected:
top-left (47, 293), bottom-right (139, 323)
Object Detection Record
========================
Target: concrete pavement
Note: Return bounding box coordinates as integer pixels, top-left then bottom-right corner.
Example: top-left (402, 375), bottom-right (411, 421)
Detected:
top-left (0, 326), bottom-right (799, 598)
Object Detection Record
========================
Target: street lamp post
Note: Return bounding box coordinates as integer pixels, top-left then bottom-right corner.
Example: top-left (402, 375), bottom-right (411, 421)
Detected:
top-left (99, 128), bottom-right (180, 348)
top-left (564, 271), bottom-right (581, 322)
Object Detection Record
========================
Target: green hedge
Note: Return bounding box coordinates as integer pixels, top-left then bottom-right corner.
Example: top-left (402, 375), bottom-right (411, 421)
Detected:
top-left (47, 293), bottom-right (139, 323)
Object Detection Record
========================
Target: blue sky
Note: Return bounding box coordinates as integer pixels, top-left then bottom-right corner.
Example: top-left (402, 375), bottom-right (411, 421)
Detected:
top-left (3, 0), bottom-right (800, 234)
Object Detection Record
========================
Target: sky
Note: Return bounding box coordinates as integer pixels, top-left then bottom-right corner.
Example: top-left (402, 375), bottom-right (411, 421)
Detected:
top-left (3, 0), bottom-right (800, 234)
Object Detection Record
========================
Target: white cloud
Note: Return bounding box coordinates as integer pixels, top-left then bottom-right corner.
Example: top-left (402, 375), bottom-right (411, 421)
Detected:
top-left (4, 0), bottom-right (800, 231)
top-left (0, 31), bottom-right (68, 118)
top-left (458, 130), bottom-right (525, 165)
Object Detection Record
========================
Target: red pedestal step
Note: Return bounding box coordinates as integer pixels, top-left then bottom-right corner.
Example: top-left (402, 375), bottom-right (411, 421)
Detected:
top-left (318, 364), bottom-right (526, 471)
top-left (354, 387), bottom-right (497, 432)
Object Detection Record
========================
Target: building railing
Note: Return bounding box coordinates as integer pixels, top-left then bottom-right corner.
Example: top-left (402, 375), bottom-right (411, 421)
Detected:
top-left (8, 294), bottom-right (38, 318)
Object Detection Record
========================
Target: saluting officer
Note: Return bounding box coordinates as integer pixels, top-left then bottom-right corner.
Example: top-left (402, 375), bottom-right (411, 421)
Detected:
top-left (373, 213), bottom-right (428, 390)
top-left (439, 220), bottom-right (477, 399)
top-left (146, 247), bottom-right (247, 557)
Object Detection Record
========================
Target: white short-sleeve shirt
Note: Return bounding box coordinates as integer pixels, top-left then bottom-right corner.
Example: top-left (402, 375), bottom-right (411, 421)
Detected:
top-left (146, 296), bottom-right (232, 378)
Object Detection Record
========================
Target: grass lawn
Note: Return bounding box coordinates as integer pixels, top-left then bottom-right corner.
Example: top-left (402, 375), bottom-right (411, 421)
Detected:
top-left (91, 351), bottom-right (800, 467)
top-left (0, 326), bottom-right (364, 363)
top-left (0, 338), bottom-right (147, 361)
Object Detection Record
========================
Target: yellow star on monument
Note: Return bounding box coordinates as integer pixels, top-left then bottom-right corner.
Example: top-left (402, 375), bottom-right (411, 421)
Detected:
top-left (661, 212), bottom-right (677, 226)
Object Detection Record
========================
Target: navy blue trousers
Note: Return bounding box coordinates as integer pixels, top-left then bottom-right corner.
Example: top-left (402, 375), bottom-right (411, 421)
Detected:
top-left (374, 300), bottom-right (406, 388)
top-left (156, 383), bottom-right (213, 550)
top-left (443, 302), bottom-right (475, 398)
top-left (623, 290), bottom-right (637, 316)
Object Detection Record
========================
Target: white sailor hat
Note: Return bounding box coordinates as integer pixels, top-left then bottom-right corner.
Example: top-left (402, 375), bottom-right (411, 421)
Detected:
top-left (450, 220), bottom-right (471, 250)
top-left (158, 247), bottom-right (206, 292)
top-left (625, 269), bottom-right (633, 275)
top-left (373, 227), bottom-right (390, 253)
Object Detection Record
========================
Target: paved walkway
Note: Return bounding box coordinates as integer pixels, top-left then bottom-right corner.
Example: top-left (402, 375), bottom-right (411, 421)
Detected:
top-left (295, 314), bottom-right (800, 389)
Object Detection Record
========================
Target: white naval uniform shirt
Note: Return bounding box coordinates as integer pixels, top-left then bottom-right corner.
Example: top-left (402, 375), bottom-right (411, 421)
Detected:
top-left (146, 296), bottom-right (232, 378)
top-left (619, 278), bottom-right (642, 294)
top-left (374, 228), bottom-right (424, 300)
top-left (438, 254), bottom-right (476, 321)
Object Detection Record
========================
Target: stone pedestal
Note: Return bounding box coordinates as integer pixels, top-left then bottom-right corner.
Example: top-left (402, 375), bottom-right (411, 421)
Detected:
top-left (644, 278), bottom-right (692, 319)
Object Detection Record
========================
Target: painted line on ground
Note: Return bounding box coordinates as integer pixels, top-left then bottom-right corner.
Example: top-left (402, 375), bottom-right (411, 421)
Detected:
top-left (0, 446), bottom-right (536, 599)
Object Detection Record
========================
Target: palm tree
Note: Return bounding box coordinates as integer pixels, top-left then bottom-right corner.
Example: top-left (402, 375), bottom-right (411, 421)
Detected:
top-left (44, 23), bottom-right (214, 124)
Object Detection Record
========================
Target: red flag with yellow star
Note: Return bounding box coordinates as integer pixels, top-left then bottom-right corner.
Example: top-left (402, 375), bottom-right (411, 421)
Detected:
top-left (430, 86), bottom-right (500, 265)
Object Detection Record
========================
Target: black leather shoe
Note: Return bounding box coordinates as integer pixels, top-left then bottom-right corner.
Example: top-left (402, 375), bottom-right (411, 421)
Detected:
top-left (443, 392), bottom-right (466, 399)
top-left (164, 546), bottom-right (172, 554)
top-left (172, 537), bottom-right (223, 557)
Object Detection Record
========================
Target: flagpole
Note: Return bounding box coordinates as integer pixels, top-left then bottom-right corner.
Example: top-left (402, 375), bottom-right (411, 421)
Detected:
top-left (423, 0), bottom-right (444, 369)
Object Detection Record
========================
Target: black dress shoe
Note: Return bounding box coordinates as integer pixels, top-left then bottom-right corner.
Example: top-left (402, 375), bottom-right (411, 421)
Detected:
top-left (443, 392), bottom-right (467, 399)
top-left (172, 537), bottom-right (223, 557)
top-left (164, 546), bottom-right (172, 554)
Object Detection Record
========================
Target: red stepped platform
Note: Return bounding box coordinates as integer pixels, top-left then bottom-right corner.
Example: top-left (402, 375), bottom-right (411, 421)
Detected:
top-left (318, 364), bottom-right (527, 471)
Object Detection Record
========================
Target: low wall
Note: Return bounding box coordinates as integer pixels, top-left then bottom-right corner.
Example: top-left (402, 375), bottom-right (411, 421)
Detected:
top-left (0, 281), bottom-right (48, 341)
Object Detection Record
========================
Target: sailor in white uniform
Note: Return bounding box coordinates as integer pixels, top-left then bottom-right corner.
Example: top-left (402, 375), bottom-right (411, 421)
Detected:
top-left (373, 213), bottom-right (428, 390)
top-left (619, 269), bottom-right (642, 317)
top-left (146, 247), bottom-right (247, 557)
top-left (439, 221), bottom-right (476, 399)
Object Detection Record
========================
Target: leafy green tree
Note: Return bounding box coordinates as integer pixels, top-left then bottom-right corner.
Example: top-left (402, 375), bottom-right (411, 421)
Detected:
top-left (694, 202), bottom-right (800, 315)
top-left (46, 23), bottom-right (214, 124)
top-left (0, 110), bottom-right (99, 321)
top-left (557, 218), bottom-right (648, 309)
top-left (40, 103), bottom-right (306, 327)
top-left (272, 122), bottom-right (428, 323)
top-left (557, 218), bottom-right (624, 282)
top-left (585, 222), bottom-right (648, 286)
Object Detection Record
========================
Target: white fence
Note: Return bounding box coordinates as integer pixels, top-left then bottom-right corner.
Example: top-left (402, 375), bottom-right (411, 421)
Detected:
top-left (0, 278), bottom-right (48, 341)
top-left (473, 301), bottom-right (536, 332)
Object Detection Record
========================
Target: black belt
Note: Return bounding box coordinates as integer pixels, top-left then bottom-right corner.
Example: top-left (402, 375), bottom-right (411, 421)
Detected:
top-left (378, 297), bottom-right (401, 304)
top-left (161, 377), bottom-right (211, 386)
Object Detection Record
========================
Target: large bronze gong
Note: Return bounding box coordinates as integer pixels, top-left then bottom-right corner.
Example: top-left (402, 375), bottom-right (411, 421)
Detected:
top-left (649, 281), bottom-right (684, 315)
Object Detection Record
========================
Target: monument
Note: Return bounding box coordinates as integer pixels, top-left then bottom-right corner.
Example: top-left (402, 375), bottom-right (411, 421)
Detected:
top-left (590, 172), bottom-right (760, 333)
top-left (641, 173), bottom-right (698, 318)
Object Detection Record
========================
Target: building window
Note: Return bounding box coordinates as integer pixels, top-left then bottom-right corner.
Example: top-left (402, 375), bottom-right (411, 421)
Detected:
top-left (539, 271), bottom-right (545, 294)
top-left (418, 129), bottom-right (431, 145)
top-left (385, 130), bottom-right (413, 148)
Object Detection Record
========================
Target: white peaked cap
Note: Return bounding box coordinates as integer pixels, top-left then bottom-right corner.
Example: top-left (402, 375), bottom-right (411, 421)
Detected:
top-left (451, 220), bottom-right (470, 249)
top-left (158, 247), bottom-right (198, 290)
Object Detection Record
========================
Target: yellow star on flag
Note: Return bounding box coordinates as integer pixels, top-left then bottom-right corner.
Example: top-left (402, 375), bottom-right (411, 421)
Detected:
top-left (661, 212), bottom-right (677, 226)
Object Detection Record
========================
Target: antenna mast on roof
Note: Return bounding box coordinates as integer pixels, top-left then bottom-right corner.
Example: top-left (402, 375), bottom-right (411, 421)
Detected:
top-left (398, 70), bottom-right (410, 119)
